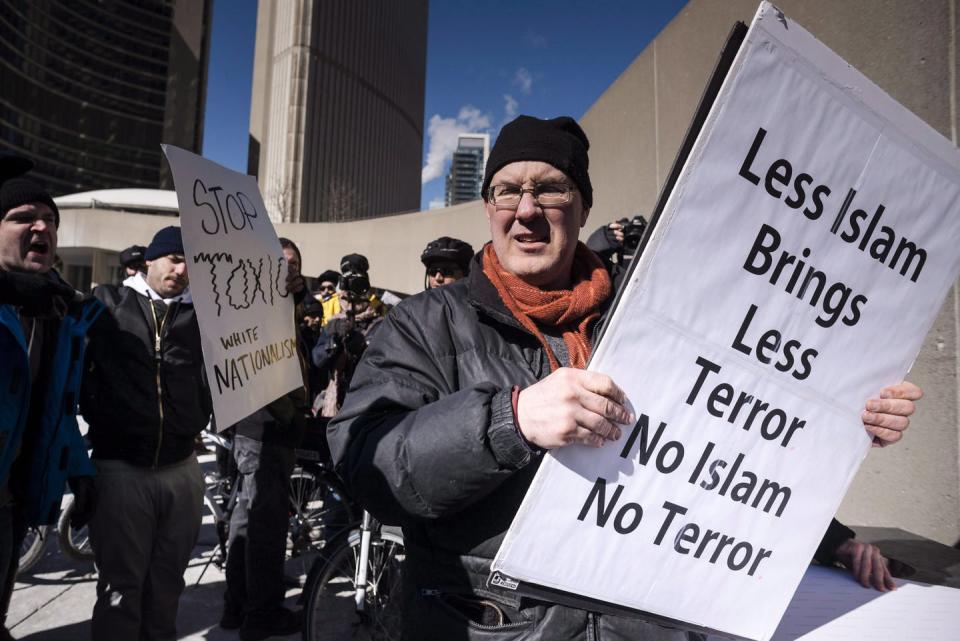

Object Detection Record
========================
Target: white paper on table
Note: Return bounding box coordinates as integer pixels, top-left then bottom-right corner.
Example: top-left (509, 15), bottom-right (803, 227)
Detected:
top-left (706, 566), bottom-right (960, 641)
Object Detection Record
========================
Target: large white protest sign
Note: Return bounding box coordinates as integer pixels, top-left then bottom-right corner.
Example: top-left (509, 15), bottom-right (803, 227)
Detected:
top-left (162, 146), bottom-right (302, 430)
top-left (492, 4), bottom-right (960, 640)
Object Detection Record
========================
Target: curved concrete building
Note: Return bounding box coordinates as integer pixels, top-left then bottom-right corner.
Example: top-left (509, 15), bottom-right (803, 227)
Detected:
top-left (248, 0), bottom-right (427, 222)
top-left (0, 0), bottom-right (210, 195)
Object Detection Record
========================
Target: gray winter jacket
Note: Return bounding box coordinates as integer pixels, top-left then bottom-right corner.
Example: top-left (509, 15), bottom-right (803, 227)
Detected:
top-left (327, 257), bottom-right (704, 640)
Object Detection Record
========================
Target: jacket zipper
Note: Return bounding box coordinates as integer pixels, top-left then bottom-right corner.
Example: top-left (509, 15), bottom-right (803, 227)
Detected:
top-left (149, 301), bottom-right (167, 468)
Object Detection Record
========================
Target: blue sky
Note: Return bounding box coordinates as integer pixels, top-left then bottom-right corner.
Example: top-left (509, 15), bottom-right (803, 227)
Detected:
top-left (201, 1), bottom-right (689, 211)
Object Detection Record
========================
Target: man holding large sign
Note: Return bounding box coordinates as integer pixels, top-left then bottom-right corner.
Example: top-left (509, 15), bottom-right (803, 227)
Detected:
top-left (327, 113), bottom-right (918, 640)
top-left (492, 5), bottom-right (957, 641)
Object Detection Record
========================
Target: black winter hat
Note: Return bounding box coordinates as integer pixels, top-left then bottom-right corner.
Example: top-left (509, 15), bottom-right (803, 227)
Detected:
top-left (0, 177), bottom-right (60, 227)
top-left (316, 269), bottom-right (341, 285)
top-left (482, 115), bottom-right (593, 207)
top-left (119, 245), bottom-right (146, 267)
top-left (0, 153), bottom-right (32, 184)
top-left (145, 226), bottom-right (184, 260)
top-left (340, 253), bottom-right (369, 274)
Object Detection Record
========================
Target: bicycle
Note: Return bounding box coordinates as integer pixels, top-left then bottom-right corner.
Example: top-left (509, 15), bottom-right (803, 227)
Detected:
top-left (18, 525), bottom-right (50, 574)
top-left (18, 495), bottom-right (96, 574)
top-left (301, 509), bottom-right (405, 641)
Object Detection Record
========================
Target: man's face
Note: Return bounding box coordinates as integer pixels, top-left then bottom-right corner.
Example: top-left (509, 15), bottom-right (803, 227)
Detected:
top-left (484, 161), bottom-right (588, 289)
top-left (425, 261), bottom-right (465, 289)
top-left (0, 202), bottom-right (57, 274)
top-left (146, 254), bottom-right (188, 298)
top-left (282, 247), bottom-right (300, 275)
top-left (316, 280), bottom-right (337, 301)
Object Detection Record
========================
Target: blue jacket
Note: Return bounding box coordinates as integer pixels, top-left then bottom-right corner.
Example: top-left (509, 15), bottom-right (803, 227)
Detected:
top-left (0, 298), bottom-right (102, 526)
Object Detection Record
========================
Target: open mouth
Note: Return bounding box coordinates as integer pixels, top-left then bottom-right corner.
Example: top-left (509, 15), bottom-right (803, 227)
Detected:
top-left (514, 233), bottom-right (547, 245)
top-left (27, 240), bottom-right (49, 255)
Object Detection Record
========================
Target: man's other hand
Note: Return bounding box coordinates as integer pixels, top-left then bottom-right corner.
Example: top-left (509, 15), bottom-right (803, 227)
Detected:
top-left (68, 475), bottom-right (97, 529)
top-left (516, 368), bottom-right (633, 449)
top-left (862, 381), bottom-right (922, 447)
top-left (833, 538), bottom-right (896, 591)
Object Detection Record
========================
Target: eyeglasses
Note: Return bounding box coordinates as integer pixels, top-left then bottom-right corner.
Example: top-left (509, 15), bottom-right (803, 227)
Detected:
top-left (487, 182), bottom-right (575, 209)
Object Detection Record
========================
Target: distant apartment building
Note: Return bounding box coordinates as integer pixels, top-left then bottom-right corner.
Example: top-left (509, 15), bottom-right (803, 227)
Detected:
top-left (248, 0), bottom-right (428, 223)
top-left (444, 133), bottom-right (489, 206)
top-left (0, 0), bottom-right (211, 195)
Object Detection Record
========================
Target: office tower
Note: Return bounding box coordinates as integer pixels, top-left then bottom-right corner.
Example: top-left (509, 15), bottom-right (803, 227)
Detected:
top-left (248, 0), bottom-right (428, 222)
top-left (444, 133), bottom-right (489, 206)
top-left (0, 0), bottom-right (211, 194)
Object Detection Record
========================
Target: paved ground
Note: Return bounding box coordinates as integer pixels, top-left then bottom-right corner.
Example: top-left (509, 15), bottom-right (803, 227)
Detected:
top-left (7, 452), bottom-right (309, 641)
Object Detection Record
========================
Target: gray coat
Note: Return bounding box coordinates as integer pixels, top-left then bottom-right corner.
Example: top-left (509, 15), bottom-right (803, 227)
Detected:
top-left (328, 257), bottom-right (702, 640)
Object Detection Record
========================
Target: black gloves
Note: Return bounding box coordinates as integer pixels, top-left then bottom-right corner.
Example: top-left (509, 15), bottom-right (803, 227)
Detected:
top-left (67, 475), bottom-right (97, 530)
top-left (0, 270), bottom-right (76, 315)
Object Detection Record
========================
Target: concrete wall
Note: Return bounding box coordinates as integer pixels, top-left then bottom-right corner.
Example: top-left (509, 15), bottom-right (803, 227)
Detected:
top-left (579, 0), bottom-right (960, 545)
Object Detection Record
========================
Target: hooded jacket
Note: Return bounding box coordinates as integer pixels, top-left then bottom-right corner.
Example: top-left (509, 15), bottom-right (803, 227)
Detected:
top-left (81, 274), bottom-right (211, 467)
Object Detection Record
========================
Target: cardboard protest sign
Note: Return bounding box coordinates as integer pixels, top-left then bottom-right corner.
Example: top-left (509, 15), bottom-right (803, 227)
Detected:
top-left (492, 3), bottom-right (960, 640)
top-left (162, 146), bottom-right (303, 430)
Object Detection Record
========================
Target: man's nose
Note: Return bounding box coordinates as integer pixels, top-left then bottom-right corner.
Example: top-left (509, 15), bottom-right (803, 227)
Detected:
top-left (514, 191), bottom-right (541, 222)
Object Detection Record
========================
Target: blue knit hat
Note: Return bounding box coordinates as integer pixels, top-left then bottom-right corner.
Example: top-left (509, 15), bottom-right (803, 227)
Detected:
top-left (145, 226), bottom-right (184, 260)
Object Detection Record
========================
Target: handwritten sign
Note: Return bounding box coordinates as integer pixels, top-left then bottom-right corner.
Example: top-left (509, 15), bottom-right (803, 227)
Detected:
top-left (162, 145), bottom-right (302, 430)
top-left (492, 4), bottom-right (960, 640)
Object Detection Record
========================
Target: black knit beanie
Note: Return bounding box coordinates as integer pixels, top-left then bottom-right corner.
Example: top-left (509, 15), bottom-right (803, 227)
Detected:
top-left (0, 177), bottom-right (59, 227)
top-left (482, 115), bottom-right (593, 207)
top-left (145, 226), bottom-right (184, 260)
top-left (317, 269), bottom-right (341, 285)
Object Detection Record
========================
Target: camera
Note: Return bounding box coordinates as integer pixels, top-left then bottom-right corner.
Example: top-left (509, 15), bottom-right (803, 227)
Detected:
top-left (622, 215), bottom-right (648, 254)
top-left (339, 271), bottom-right (370, 300)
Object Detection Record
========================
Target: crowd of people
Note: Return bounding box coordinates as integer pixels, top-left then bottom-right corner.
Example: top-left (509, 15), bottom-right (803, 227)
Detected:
top-left (0, 114), bottom-right (923, 641)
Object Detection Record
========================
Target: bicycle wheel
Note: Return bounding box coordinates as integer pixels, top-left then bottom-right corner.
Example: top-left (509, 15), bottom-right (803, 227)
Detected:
top-left (57, 497), bottom-right (95, 562)
top-left (302, 529), bottom-right (405, 641)
top-left (18, 526), bottom-right (49, 574)
top-left (288, 468), bottom-right (350, 559)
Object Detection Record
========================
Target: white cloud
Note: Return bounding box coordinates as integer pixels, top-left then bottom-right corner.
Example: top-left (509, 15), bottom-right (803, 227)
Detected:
top-left (503, 94), bottom-right (519, 120)
top-left (513, 67), bottom-right (533, 95)
top-left (421, 105), bottom-right (492, 185)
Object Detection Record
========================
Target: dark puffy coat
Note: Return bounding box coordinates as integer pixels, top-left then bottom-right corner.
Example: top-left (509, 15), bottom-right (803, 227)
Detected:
top-left (81, 284), bottom-right (211, 467)
top-left (328, 255), bottom-right (851, 640)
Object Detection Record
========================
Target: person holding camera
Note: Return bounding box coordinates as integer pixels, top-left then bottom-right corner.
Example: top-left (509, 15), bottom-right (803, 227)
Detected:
top-left (319, 254), bottom-right (388, 328)
top-left (586, 214), bottom-right (647, 290)
top-left (311, 254), bottom-right (386, 418)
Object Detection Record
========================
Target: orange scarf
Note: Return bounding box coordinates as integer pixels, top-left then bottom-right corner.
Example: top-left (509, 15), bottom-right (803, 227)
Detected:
top-left (482, 242), bottom-right (611, 370)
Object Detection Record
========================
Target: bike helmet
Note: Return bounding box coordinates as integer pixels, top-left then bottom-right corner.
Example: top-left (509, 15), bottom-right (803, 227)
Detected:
top-left (420, 237), bottom-right (474, 274)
